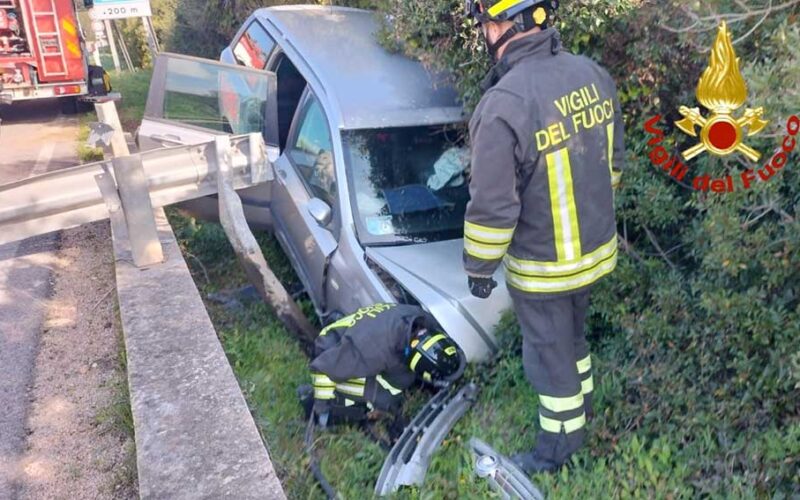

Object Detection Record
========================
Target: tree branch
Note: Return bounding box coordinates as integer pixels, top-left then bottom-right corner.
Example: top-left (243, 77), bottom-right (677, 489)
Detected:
top-left (617, 233), bottom-right (647, 267)
top-left (658, 0), bottom-right (800, 45)
top-left (642, 225), bottom-right (680, 273)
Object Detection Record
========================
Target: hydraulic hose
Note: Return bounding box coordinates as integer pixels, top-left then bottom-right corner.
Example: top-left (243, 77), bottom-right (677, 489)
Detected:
top-left (304, 414), bottom-right (339, 500)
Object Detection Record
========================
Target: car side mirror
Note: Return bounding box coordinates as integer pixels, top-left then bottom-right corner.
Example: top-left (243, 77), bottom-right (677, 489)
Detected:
top-left (307, 198), bottom-right (332, 227)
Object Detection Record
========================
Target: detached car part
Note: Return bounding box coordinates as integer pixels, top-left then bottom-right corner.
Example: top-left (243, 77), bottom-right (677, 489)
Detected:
top-left (469, 438), bottom-right (544, 500)
top-left (374, 382), bottom-right (479, 496)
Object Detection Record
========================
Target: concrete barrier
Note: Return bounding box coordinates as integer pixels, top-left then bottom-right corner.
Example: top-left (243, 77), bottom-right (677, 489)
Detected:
top-left (112, 207), bottom-right (286, 499)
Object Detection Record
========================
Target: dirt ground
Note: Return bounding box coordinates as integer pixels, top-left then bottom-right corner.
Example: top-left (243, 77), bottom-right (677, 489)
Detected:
top-left (17, 222), bottom-right (137, 500)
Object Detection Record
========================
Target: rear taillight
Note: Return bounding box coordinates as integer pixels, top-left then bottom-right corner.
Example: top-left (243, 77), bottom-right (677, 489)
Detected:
top-left (54, 85), bottom-right (82, 95)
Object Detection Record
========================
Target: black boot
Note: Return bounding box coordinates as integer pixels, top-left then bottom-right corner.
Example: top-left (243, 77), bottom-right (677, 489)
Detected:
top-left (297, 384), bottom-right (314, 419)
top-left (511, 450), bottom-right (561, 474)
top-left (512, 428), bottom-right (584, 475)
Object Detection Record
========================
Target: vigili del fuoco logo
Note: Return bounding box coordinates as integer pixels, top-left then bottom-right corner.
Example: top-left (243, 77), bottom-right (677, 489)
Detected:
top-left (644, 22), bottom-right (799, 194)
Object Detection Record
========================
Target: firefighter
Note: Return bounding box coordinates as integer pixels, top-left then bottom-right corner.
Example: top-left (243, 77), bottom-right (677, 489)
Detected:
top-left (463, 0), bottom-right (624, 473)
top-left (305, 303), bottom-right (465, 428)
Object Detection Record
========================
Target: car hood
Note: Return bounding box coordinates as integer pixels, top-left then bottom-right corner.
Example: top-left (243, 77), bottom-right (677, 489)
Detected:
top-left (365, 239), bottom-right (512, 361)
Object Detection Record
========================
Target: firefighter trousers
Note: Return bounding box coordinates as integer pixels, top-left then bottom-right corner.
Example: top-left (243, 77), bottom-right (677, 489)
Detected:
top-left (511, 288), bottom-right (594, 464)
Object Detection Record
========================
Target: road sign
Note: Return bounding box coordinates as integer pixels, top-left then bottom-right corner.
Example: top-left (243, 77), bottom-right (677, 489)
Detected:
top-left (90, 0), bottom-right (152, 20)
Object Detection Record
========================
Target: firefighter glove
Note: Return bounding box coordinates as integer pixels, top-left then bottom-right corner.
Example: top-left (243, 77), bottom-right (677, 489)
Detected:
top-left (469, 276), bottom-right (497, 299)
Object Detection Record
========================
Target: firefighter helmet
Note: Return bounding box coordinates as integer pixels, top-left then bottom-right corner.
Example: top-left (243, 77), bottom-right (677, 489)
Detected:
top-left (466, 0), bottom-right (558, 25)
top-left (465, 0), bottom-right (559, 59)
top-left (407, 329), bottom-right (466, 383)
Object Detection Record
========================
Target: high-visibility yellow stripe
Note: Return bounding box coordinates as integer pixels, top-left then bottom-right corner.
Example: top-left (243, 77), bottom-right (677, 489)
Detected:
top-left (464, 221), bottom-right (515, 244)
top-left (576, 355), bottom-right (592, 374)
top-left (336, 382), bottom-right (365, 397)
top-left (611, 171), bottom-right (622, 189)
top-left (608, 122), bottom-right (622, 189)
top-left (345, 399), bottom-right (356, 407)
top-left (61, 19), bottom-right (77, 36)
top-left (506, 236), bottom-right (617, 276)
top-left (546, 148), bottom-right (582, 261)
top-left (540, 413), bottom-right (587, 434)
top-left (506, 251), bottom-right (617, 293)
top-left (465, 238), bottom-right (510, 261)
top-left (539, 393), bottom-right (584, 413)
top-left (546, 151), bottom-right (566, 261)
top-left (562, 148), bottom-right (581, 259)
top-left (410, 352), bottom-right (422, 371)
top-left (422, 334), bottom-right (447, 351)
top-left (582, 376), bottom-right (594, 395)
top-left (607, 122), bottom-right (615, 178)
top-left (487, 0), bottom-right (526, 17)
top-left (376, 375), bottom-right (402, 396)
top-left (66, 41), bottom-right (81, 57)
top-left (314, 388), bottom-right (334, 400)
top-left (313, 373), bottom-right (335, 387)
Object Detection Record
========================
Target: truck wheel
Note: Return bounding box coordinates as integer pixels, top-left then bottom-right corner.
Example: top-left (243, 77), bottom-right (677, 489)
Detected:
top-left (61, 96), bottom-right (92, 115)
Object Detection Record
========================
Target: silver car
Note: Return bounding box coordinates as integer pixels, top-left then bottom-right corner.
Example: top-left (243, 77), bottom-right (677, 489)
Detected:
top-left (138, 5), bottom-right (511, 361)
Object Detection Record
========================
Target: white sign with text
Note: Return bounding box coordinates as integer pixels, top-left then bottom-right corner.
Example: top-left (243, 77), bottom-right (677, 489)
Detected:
top-left (91, 0), bottom-right (152, 20)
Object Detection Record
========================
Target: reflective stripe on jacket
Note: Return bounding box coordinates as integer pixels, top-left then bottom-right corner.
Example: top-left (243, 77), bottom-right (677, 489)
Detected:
top-left (464, 29), bottom-right (624, 297)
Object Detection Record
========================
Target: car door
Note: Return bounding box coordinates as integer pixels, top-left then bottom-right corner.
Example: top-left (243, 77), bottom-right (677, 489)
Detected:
top-left (271, 89), bottom-right (338, 315)
top-left (137, 53), bottom-right (279, 229)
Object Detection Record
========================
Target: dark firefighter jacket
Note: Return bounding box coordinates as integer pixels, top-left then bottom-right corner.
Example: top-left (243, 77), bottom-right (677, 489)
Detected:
top-left (464, 28), bottom-right (624, 298)
top-left (309, 303), bottom-right (440, 412)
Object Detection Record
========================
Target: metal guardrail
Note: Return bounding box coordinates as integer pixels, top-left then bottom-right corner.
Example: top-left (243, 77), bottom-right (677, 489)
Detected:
top-left (0, 133), bottom-right (274, 258)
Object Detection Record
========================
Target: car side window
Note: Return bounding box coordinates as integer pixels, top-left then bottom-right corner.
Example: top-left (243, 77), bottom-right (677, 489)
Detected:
top-left (233, 21), bottom-right (275, 69)
top-left (288, 95), bottom-right (336, 205)
top-left (158, 56), bottom-right (272, 135)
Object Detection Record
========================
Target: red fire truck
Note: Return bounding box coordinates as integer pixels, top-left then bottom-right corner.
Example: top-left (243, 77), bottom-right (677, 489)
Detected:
top-left (0, 0), bottom-right (108, 107)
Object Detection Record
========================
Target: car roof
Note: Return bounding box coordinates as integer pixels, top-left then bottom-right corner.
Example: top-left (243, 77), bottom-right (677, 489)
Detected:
top-left (255, 5), bottom-right (464, 130)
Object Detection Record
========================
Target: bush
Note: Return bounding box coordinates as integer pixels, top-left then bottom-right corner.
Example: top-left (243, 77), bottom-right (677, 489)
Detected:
top-left (161, 0), bottom-right (800, 495)
top-left (378, 0), bottom-right (800, 494)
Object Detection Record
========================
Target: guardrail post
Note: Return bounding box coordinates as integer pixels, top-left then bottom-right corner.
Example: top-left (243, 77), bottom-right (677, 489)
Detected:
top-left (215, 135), bottom-right (318, 345)
top-left (94, 101), bottom-right (130, 158)
top-left (111, 156), bottom-right (164, 267)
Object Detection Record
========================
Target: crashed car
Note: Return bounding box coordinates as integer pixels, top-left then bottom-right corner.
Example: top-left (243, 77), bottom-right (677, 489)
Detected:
top-left (137, 5), bottom-right (511, 360)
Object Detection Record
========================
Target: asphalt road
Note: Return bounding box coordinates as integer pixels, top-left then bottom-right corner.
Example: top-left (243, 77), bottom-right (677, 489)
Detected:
top-left (0, 99), bottom-right (79, 499)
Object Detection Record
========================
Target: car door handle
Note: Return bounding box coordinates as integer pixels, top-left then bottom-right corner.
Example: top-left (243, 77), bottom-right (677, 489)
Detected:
top-left (276, 168), bottom-right (287, 179)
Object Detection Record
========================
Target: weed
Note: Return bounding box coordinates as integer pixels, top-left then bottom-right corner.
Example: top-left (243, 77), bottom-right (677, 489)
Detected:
top-left (109, 70), bottom-right (153, 132)
top-left (170, 208), bottom-right (799, 498)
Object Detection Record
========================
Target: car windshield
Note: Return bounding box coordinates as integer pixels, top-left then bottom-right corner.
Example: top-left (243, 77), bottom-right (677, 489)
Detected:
top-left (343, 125), bottom-right (470, 245)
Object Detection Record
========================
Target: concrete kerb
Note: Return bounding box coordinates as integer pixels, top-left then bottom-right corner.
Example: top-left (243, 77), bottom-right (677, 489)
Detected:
top-left (112, 207), bottom-right (286, 499)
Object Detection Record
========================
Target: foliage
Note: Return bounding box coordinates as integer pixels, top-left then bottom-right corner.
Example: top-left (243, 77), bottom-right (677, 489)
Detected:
top-left (142, 0), bottom-right (800, 495)
top-left (376, 0), bottom-right (800, 495)
top-left (110, 0), bottom-right (178, 69)
top-left (163, 206), bottom-right (800, 497)
top-left (111, 69), bottom-right (153, 130)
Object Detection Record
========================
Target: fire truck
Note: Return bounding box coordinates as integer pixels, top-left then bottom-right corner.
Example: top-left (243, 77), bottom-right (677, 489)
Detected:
top-left (0, 0), bottom-right (108, 107)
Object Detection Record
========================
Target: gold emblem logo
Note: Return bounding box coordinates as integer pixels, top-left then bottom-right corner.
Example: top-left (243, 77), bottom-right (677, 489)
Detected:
top-left (675, 22), bottom-right (768, 162)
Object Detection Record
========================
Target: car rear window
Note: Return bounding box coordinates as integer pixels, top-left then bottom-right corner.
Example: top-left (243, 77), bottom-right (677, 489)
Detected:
top-left (233, 21), bottom-right (275, 69)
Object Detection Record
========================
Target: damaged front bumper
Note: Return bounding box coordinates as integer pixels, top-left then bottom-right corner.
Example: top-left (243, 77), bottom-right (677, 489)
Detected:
top-left (469, 438), bottom-right (545, 500)
top-left (374, 382), bottom-right (479, 495)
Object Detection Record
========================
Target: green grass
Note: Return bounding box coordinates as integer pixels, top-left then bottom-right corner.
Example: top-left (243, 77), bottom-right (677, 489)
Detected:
top-left (109, 70), bottom-right (152, 132)
top-left (95, 322), bottom-right (138, 496)
top-left (169, 211), bottom-right (799, 499)
top-left (116, 69), bottom-right (796, 499)
top-left (77, 113), bottom-right (105, 162)
top-left (75, 69), bottom-right (152, 161)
